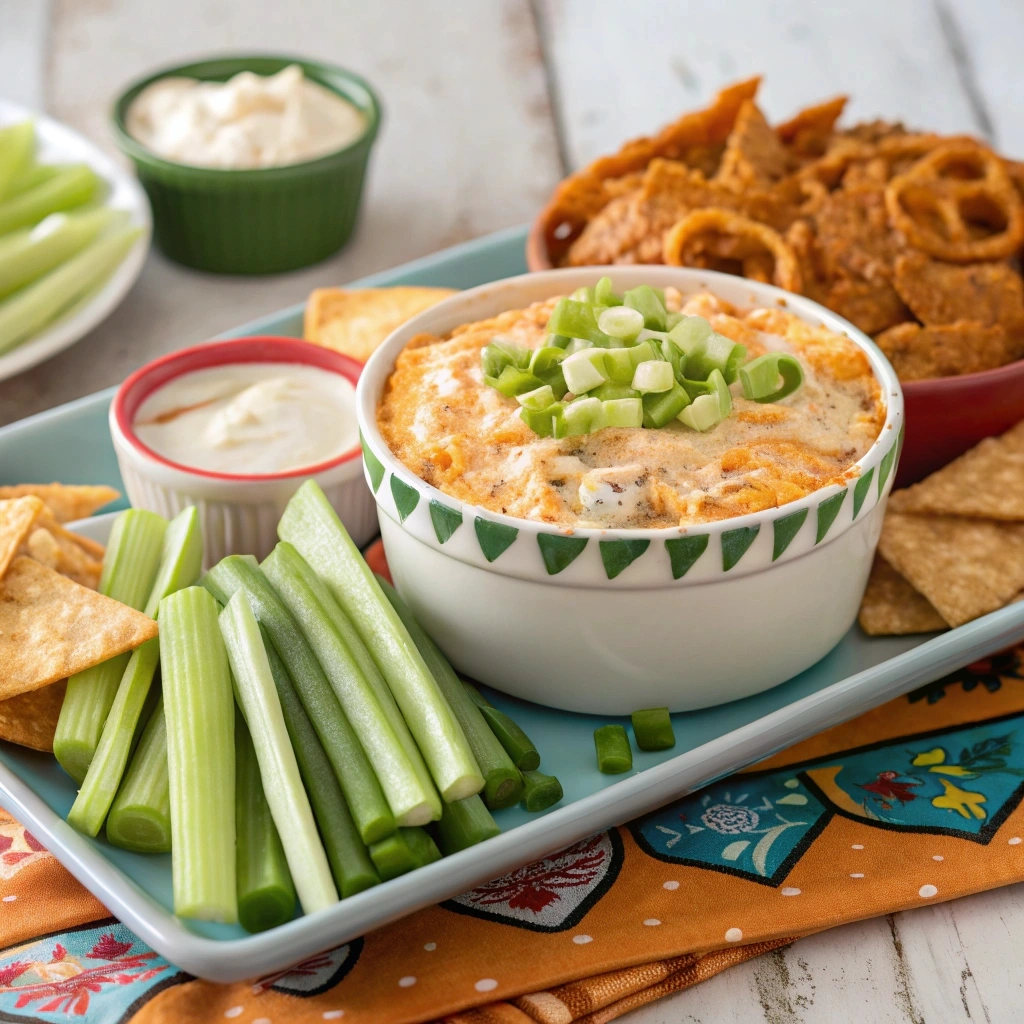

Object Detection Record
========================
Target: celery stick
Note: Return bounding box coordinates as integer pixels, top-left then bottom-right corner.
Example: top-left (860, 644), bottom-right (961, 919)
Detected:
top-left (284, 549), bottom-right (441, 822)
top-left (67, 508), bottom-right (201, 835)
top-left (160, 586), bottom-right (236, 923)
top-left (220, 590), bottom-right (338, 916)
top-left (235, 712), bottom-right (296, 933)
top-left (0, 225), bottom-right (142, 356)
top-left (263, 543), bottom-right (436, 827)
top-left (0, 122), bottom-right (34, 201)
top-left (202, 557), bottom-right (395, 845)
top-left (520, 770), bottom-right (563, 812)
top-left (0, 208), bottom-right (120, 299)
top-left (368, 832), bottom-right (418, 881)
top-left (106, 697), bottom-right (171, 853)
top-left (279, 482), bottom-right (483, 802)
top-left (262, 634), bottom-right (379, 897)
top-left (434, 795), bottom-right (500, 855)
top-left (4, 162), bottom-right (60, 199)
top-left (402, 826), bottom-right (442, 867)
top-left (377, 576), bottom-right (522, 810)
top-left (0, 163), bottom-right (97, 234)
top-left (54, 509), bottom-right (167, 784)
top-left (464, 681), bottom-right (541, 772)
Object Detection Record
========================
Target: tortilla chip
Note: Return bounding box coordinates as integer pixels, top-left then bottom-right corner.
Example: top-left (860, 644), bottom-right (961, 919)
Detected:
top-left (874, 320), bottom-right (1011, 380)
top-left (877, 512), bottom-right (1024, 627)
top-left (0, 557), bottom-right (158, 699)
top-left (889, 420), bottom-right (1024, 520)
top-left (0, 681), bottom-right (67, 752)
top-left (0, 497), bottom-right (45, 579)
top-left (304, 287), bottom-right (458, 363)
top-left (716, 102), bottom-right (792, 190)
top-left (776, 96), bottom-right (847, 154)
top-left (858, 555), bottom-right (948, 635)
top-left (23, 527), bottom-right (102, 589)
top-left (0, 484), bottom-right (119, 524)
top-left (893, 252), bottom-right (1024, 331)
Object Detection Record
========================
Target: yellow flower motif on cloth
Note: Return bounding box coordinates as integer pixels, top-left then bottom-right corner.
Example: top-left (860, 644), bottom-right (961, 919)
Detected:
top-left (932, 779), bottom-right (988, 820)
top-left (911, 747), bottom-right (978, 778)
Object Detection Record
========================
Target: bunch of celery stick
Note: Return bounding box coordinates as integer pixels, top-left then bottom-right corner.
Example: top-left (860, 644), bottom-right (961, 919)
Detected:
top-left (0, 121), bottom-right (142, 356)
top-left (57, 481), bottom-right (560, 931)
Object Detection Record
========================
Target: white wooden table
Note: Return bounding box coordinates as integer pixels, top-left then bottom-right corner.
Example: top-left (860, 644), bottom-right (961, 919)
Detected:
top-left (4, 1), bottom-right (1024, 1018)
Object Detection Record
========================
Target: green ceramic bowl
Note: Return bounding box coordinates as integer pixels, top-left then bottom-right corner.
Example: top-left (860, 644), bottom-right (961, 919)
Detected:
top-left (112, 55), bottom-right (381, 274)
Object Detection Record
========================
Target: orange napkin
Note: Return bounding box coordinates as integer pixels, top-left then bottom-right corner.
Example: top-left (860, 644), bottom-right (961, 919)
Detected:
top-left (2, 643), bottom-right (1024, 1022)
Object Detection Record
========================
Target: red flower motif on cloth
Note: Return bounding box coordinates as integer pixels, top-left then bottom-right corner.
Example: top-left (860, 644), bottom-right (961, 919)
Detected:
top-left (0, 933), bottom-right (167, 1016)
top-left (252, 942), bottom-right (362, 997)
top-left (446, 831), bottom-right (624, 932)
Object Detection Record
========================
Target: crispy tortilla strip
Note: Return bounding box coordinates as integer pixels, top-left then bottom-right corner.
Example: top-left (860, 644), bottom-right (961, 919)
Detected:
top-left (0, 497), bottom-right (45, 579)
top-left (875, 320), bottom-right (1011, 380)
top-left (23, 528), bottom-right (102, 589)
top-left (0, 681), bottom-right (66, 752)
top-left (0, 557), bottom-right (158, 699)
top-left (893, 252), bottom-right (1024, 332)
top-left (0, 484), bottom-right (119, 524)
top-left (889, 420), bottom-right (1024, 520)
top-left (819, 274), bottom-right (910, 336)
top-left (304, 287), bottom-right (457, 363)
top-left (877, 512), bottom-right (1024, 627)
top-left (858, 555), bottom-right (948, 635)
top-left (776, 95), bottom-right (847, 153)
top-left (716, 102), bottom-right (792, 190)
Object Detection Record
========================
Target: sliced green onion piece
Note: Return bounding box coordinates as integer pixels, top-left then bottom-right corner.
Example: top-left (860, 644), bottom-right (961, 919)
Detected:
top-left (601, 347), bottom-right (635, 384)
top-left (601, 398), bottom-right (643, 429)
top-left (597, 305), bottom-right (644, 341)
top-left (485, 365), bottom-right (543, 398)
top-left (529, 346), bottom-right (568, 398)
top-left (564, 396), bottom-right (603, 436)
top-left (520, 770), bottom-right (563, 812)
top-left (631, 359), bottom-right (674, 394)
top-left (679, 394), bottom-right (722, 431)
top-left (669, 315), bottom-right (712, 354)
top-left (571, 286), bottom-right (596, 303)
top-left (548, 297), bottom-right (613, 346)
top-left (623, 285), bottom-right (667, 331)
top-left (665, 311), bottom-right (684, 330)
top-left (594, 724), bottom-right (632, 774)
top-left (739, 352), bottom-right (804, 403)
top-left (594, 276), bottom-right (622, 307)
top-left (592, 381), bottom-right (639, 402)
top-left (562, 349), bottom-right (608, 394)
top-left (516, 384), bottom-right (556, 411)
top-left (434, 795), bottom-right (500, 855)
top-left (636, 328), bottom-right (670, 346)
top-left (631, 708), bottom-right (676, 751)
top-left (519, 402), bottom-right (565, 438)
top-left (481, 339), bottom-right (531, 377)
top-left (548, 333), bottom-right (571, 349)
top-left (684, 331), bottom-right (745, 383)
top-left (642, 383), bottom-right (690, 428)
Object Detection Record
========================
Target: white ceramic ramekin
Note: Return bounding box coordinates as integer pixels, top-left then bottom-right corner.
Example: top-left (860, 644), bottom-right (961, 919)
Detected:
top-left (358, 268), bottom-right (904, 714)
top-left (111, 336), bottom-right (377, 565)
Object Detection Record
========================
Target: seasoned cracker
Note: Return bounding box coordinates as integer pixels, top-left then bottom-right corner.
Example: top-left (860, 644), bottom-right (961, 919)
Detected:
top-left (0, 557), bottom-right (158, 699)
top-left (889, 420), bottom-right (1024, 520)
top-left (0, 484), bottom-right (119, 524)
top-left (0, 681), bottom-right (66, 752)
top-left (875, 320), bottom-right (1011, 380)
top-left (858, 555), bottom-right (948, 635)
top-left (877, 512), bottom-right (1024, 627)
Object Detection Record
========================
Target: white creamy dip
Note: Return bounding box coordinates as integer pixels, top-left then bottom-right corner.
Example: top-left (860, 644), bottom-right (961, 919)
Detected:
top-left (126, 65), bottom-right (366, 169)
top-left (134, 363), bottom-right (359, 475)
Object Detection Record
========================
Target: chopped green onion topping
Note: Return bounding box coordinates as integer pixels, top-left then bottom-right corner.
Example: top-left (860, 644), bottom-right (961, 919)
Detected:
top-left (740, 352), bottom-right (805, 403)
top-left (481, 284), bottom-right (805, 437)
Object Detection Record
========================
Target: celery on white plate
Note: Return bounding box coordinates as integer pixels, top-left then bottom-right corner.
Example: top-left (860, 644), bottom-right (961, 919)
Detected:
top-left (0, 163), bottom-right (98, 236)
top-left (0, 122), bottom-right (34, 200)
top-left (0, 223), bottom-right (142, 356)
top-left (220, 590), bottom-right (338, 917)
top-left (278, 481), bottom-right (483, 803)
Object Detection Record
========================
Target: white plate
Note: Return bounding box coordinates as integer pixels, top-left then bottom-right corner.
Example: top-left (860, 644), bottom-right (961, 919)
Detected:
top-left (0, 100), bottom-right (151, 383)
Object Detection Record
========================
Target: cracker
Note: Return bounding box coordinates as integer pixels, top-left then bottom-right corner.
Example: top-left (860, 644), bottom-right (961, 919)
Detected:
top-left (858, 555), bottom-right (948, 635)
top-left (304, 287), bottom-right (458, 363)
top-left (716, 101), bottom-right (792, 190)
top-left (877, 512), bottom-right (1024, 626)
top-left (874, 320), bottom-right (1011, 380)
top-left (888, 420), bottom-right (1024, 520)
top-left (0, 681), bottom-right (66, 752)
top-left (0, 557), bottom-right (158, 699)
top-left (0, 497), bottom-right (44, 579)
top-left (0, 484), bottom-right (119, 524)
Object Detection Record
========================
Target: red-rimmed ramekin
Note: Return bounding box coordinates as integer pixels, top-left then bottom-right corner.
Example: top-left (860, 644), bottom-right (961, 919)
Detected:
top-left (110, 336), bottom-right (378, 564)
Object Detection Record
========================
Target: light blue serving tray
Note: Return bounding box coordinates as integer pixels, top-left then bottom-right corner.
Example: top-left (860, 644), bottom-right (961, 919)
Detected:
top-left (3, 224), bottom-right (1024, 983)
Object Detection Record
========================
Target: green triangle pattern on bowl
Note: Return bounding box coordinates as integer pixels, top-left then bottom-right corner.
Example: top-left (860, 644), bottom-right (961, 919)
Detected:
top-left (390, 475), bottom-right (420, 523)
top-left (599, 539), bottom-right (650, 580)
top-left (877, 432), bottom-right (899, 496)
top-left (852, 467), bottom-right (875, 519)
top-left (475, 518), bottom-right (518, 563)
top-left (665, 534), bottom-right (709, 580)
top-left (429, 500), bottom-right (463, 543)
top-left (721, 525), bottom-right (759, 571)
top-left (361, 431), bottom-right (385, 493)
top-left (815, 488), bottom-right (847, 544)
top-left (772, 508), bottom-right (808, 561)
top-left (538, 533), bottom-right (588, 576)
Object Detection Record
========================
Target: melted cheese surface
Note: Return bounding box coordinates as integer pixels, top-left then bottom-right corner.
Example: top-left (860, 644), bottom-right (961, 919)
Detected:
top-left (377, 291), bottom-right (885, 528)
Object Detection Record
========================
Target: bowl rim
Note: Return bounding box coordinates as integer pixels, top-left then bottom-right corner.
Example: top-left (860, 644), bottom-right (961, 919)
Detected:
top-left (110, 53), bottom-right (382, 177)
top-left (112, 336), bottom-right (363, 483)
top-left (357, 265), bottom-right (904, 543)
